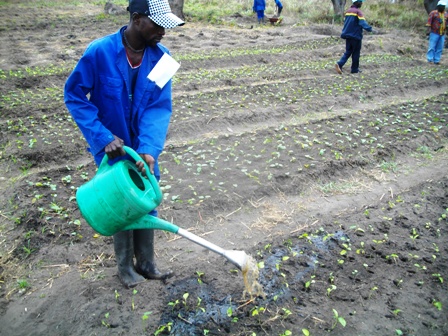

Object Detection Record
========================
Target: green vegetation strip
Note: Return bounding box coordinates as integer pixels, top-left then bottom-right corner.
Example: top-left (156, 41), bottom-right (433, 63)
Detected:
top-left (175, 37), bottom-right (339, 61)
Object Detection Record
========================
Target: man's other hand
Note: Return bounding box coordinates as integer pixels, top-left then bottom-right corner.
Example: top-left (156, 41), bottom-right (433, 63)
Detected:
top-left (105, 135), bottom-right (126, 159)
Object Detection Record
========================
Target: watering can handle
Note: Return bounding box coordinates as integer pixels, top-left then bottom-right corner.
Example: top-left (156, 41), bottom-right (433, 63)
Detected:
top-left (97, 146), bottom-right (163, 204)
top-left (122, 146), bottom-right (163, 204)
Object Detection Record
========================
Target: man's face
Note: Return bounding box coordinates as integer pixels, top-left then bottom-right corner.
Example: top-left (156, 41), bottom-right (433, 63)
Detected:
top-left (138, 15), bottom-right (166, 47)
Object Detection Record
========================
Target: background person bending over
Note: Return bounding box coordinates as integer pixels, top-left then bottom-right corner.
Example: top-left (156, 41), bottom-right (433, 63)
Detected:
top-left (335, 0), bottom-right (377, 74)
top-left (64, 0), bottom-right (184, 288)
top-left (426, 1), bottom-right (448, 64)
top-left (275, 0), bottom-right (283, 17)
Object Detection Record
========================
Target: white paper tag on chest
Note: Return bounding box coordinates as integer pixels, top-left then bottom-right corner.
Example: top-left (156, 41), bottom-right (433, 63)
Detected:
top-left (147, 53), bottom-right (180, 89)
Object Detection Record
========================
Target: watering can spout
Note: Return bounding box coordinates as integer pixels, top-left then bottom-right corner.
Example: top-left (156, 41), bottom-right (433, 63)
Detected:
top-left (125, 215), bottom-right (180, 234)
top-left (126, 220), bottom-right (248, 270)
top-left (176, 228), bottom-right (249, 270)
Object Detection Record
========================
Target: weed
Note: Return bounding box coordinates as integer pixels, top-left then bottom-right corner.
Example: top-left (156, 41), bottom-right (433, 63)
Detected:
top-left (17, 279), bottom-right (30, 289)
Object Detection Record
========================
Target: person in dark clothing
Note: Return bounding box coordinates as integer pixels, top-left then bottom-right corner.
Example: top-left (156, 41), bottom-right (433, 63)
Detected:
top-left (335, 0), bottom-right (377, 74)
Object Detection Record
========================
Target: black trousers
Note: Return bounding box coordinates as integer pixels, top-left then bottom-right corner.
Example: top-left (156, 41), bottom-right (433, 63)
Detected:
top-left (337, 38), bottom-right (362, 73)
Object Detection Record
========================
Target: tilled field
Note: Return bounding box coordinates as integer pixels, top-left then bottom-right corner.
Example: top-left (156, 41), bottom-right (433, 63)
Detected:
top-left (0, 2), bottom-right (447, 336)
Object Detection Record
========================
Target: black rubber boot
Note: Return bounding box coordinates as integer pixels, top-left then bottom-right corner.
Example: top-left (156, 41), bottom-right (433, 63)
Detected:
top-left (134, 229), bottom-right (174, 281)
top-left (113, 231), bottom-right (145, 288)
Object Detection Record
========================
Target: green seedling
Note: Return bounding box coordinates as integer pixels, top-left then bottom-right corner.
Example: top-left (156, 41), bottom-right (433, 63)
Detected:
top-left (141, 311), bottom-right (152, 330)
top-left (369, 286), bottom-right (378, 299)
top-left (304, 275), bottom-right (315, 290)
top-left (101, 312), bottom-right (110, 328)
top-left (327, 284), bottom-right (337, 297)
top-left (391, 309), bottom-right (401, 316)
top-left (154, 322), bottom-right (173, 336)
top-left (280, 331), bottom-right (292, 336)
top-left (131, 289), bottom-right (138, 311)
top-left (168, 299), bottom-right (179, 310)
top-left (250, 306), bottom-right (265, 316)
top-left (410, 228), bottom-right (419, 242)
top-left (196, 271), bottom-right (205, 284)
top-left (302, 329), bottom-right (310, 336)
top-left (114, 289), bottom-right (120, 303)
top-left (438, 208), bottom-right (447, 221)
top-left (432, 300), bottom-right (442, 311)
top-left (332, 309), bottom-right (346, 329)
top-left (226, 306), bottom-right (237, 323)
top-left (356, 242), bottom-right (365, 255)
top-left (182, 292), bottom-right (189, 307)
top-left (282, 308), bottom-right (292, 319)
top-left (432, 273), bottom-right (443, 283)
top-left (433, 243), bottom-right (439, 253)
top-left (386, 253), bottom-right (399, 264)
top-left (197, 297), bottom-right (205, 312)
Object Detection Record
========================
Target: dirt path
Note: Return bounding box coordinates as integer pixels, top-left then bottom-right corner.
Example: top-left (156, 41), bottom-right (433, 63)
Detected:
top-left (1, 2), bottom-right (447, 336)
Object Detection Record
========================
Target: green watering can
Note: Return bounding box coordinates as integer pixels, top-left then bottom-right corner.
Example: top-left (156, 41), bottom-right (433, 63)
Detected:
top-left (76, 146), bottom-right (248, 270)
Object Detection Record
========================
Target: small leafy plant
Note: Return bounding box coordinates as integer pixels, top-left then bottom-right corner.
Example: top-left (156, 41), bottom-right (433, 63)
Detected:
top-left (331, 309), bottom-right (346, 330)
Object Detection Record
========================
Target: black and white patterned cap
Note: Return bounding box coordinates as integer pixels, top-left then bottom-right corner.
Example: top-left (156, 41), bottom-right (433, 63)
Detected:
top-left (128, 0), bottom-right (185, 29)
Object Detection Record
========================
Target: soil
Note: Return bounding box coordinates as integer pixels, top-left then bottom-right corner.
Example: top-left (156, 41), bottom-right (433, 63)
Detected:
top-left (1, 2), bottom-right (447, 336)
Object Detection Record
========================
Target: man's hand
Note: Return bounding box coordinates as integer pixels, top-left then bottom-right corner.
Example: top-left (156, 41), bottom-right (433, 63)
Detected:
top-left (371, 28), bottom-right (380, 35)
top-left (105, 135), bottom-right (126, 159)
top-left (136, 153), bottom-right (155, 177)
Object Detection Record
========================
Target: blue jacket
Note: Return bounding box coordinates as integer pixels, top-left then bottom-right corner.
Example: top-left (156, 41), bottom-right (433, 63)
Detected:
top-left (64, 26), bottom-right (173, 176)
top-left (341, 5), bottom-right (372, 40)
top-left (253, 0), bottom-right (266, 11)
